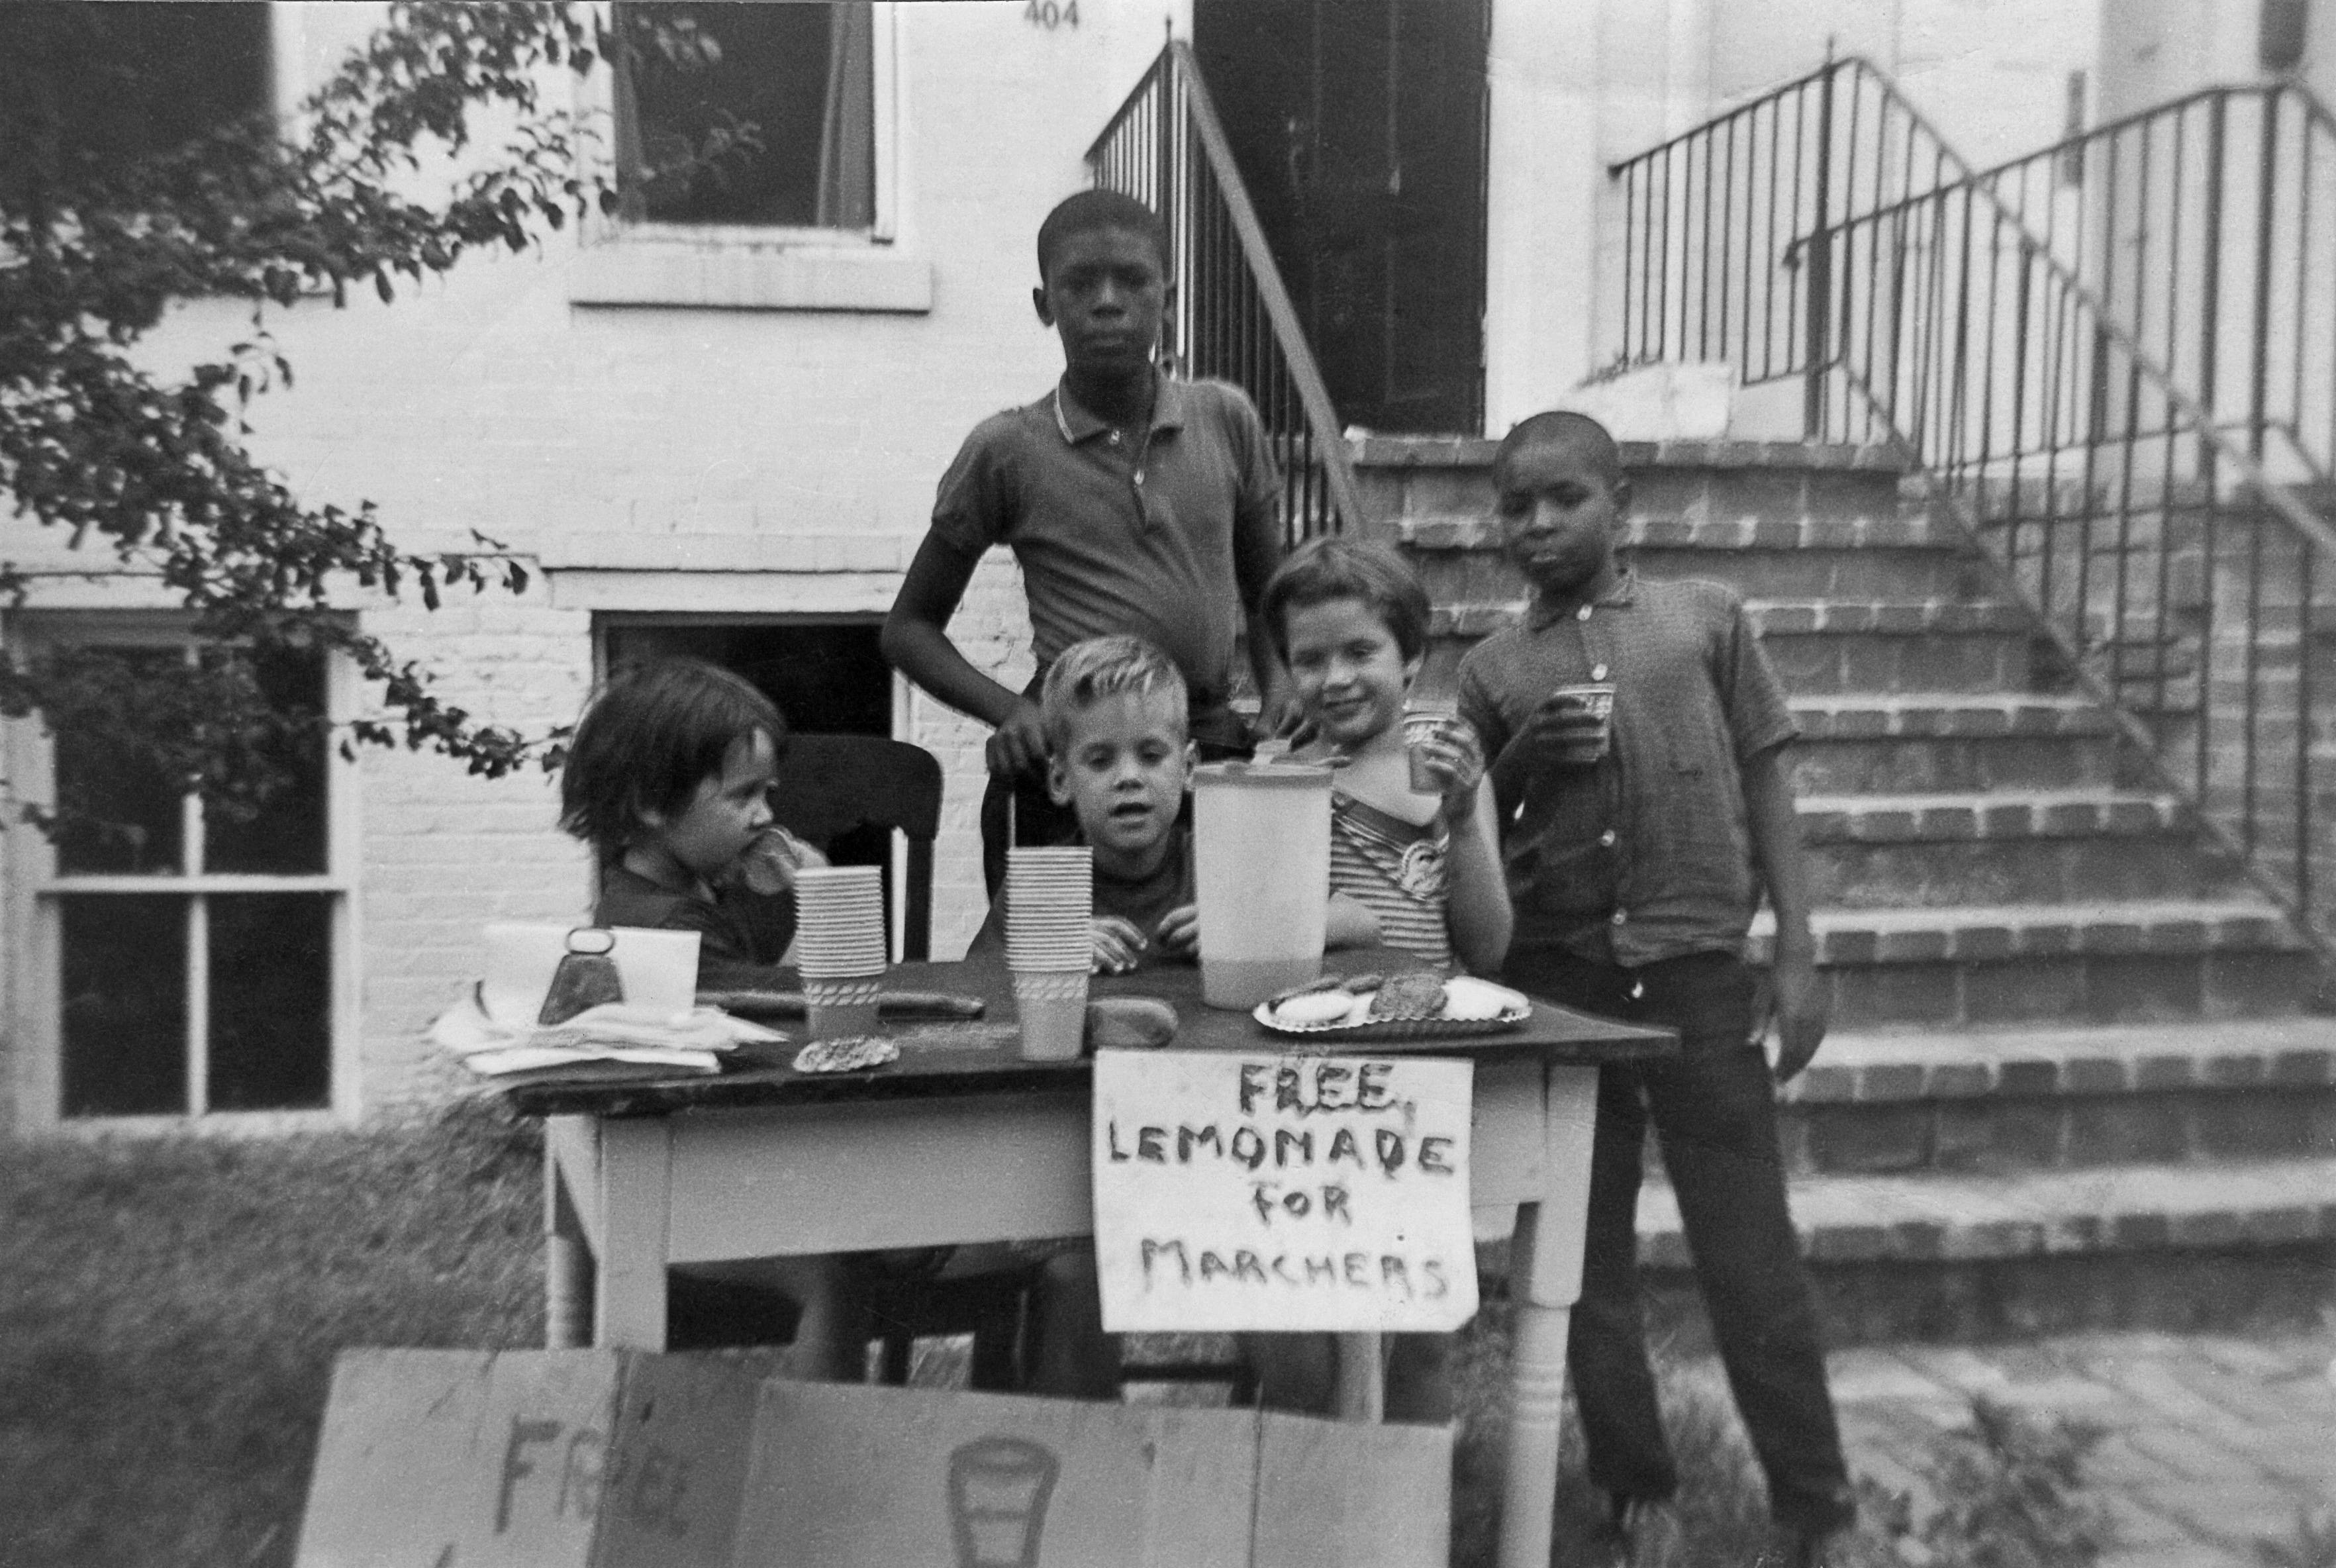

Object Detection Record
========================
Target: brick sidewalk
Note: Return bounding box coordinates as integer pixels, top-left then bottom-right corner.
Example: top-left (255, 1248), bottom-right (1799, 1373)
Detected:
top-left (1828, 1331), bottom-right (2336, 1567)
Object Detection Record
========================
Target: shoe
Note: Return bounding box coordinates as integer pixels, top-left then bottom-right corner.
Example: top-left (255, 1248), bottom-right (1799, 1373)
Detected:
top-left (1604, 1496), bottom-right (1686, 1568)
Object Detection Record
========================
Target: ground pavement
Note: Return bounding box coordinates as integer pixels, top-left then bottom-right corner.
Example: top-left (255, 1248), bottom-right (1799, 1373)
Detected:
top-left (1825, 1330), bottom-right (2336, 1567)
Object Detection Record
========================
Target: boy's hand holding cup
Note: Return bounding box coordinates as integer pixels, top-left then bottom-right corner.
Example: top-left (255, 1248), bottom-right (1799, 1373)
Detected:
top-left (1530, 683), bottom-right (1617, 768)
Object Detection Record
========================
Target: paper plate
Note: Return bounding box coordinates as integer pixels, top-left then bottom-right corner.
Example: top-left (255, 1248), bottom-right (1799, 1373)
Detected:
top-left (1251, 977), bottom-right (1532, 1040)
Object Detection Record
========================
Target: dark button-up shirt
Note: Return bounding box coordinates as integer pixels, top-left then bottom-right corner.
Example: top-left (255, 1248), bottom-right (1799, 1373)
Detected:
top-left (1455, 571), bottom-right (1797, 965)
top-left (928, 373), bottom-right (1282, 705)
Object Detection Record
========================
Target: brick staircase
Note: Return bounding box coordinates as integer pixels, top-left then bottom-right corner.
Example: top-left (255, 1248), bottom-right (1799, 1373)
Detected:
top-left (1355, 436), bottom-right (2336, 1344)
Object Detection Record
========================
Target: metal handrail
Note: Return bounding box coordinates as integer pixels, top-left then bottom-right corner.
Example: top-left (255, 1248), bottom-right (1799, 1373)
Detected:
top-left (1087, 40), bottom-right (1365, 542)
top-left (1609, 56), bottom-right (2336, 960)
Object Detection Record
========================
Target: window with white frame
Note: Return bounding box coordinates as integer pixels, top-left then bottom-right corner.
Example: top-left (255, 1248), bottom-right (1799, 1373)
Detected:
top-left (612, 1), bottom-right (876, 230)
top-left (8, 624), bottom-right (354, 1124)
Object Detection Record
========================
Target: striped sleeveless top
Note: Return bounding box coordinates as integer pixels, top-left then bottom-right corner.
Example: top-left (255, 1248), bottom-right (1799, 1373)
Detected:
top-left (1328, 789), bottom-right (1454, 972)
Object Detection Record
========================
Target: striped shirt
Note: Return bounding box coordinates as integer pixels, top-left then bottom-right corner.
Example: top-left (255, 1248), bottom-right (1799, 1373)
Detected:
top-left (1329, 790), bottom-right (1456, 972)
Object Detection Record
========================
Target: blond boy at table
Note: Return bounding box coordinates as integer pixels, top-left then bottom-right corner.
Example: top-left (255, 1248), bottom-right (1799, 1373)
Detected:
top-left (965, 634), bottom-right (1203, 975)
top-left (963, 633), bottom-right (1230, 1399)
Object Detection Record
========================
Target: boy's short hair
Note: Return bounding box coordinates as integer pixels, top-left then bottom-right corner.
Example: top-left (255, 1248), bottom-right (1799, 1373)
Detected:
top-left (1260, 537), bottom-right (1433, 663)
top-left (1040, 635), bottom-right (1188, 751)
top-left (559, 657), bottom-right (787, 856)
top-left (1493, 409), bottom-right (1626, 489)
top-left (1035, 189), bottom-right (1170, 282)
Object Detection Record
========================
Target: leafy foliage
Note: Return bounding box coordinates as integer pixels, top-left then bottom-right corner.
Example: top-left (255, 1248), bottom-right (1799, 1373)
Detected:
top-left (0, 2), bottom-right (736, 832)
top-left (1851, 1397), bottom-right (2113, 1568)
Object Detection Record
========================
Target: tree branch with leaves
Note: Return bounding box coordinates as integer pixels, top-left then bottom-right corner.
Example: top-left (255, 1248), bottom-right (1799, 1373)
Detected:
top-left (0, 1), bottom-right (730, 833)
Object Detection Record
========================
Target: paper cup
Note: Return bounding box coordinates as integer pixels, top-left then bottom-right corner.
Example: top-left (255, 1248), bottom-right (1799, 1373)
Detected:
top-left (1006, 847), bottom-right (1091, 971)
top-left (804, 974), bottom-right (883, 1039)
top-left (1549, 683), bottom-right (1617, 765)
top-left (1013, 969), bottom-right (1090, 1061)
top-left (1403, 709), bottom-right (1453, 795)
top-left (794, 865), bottom-right (888, 977)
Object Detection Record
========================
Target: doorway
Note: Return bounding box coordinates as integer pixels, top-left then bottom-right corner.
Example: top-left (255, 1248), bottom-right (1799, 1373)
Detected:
top-left (1194, 0), bottom-right (1488, 436)
top-left (597, 617), bottom-right (899, 920)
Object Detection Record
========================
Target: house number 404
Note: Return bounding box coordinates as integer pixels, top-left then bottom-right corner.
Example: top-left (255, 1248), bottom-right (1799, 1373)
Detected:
top-left (1025, 0), bottom-right (1079, 28)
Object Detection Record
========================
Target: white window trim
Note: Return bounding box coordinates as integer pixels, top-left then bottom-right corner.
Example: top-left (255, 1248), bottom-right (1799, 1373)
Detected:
top-left (1, 614), bottom-right (363, 1134)
top-left (568, 1), bottom-right (930, 313)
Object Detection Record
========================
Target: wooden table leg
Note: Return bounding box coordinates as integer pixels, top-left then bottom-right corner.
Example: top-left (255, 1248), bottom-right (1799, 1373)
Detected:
top-left (544, 1116), bottom-right (591, 1349)
top-left (1499, 1063), bottom-right (1599, 1568)
top-left (595, 1117), bottom-right (673, 1349)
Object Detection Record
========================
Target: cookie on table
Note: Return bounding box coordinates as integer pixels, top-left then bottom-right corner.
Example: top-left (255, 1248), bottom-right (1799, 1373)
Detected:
top-left (1368, 973), bottom-right (1448, 1021)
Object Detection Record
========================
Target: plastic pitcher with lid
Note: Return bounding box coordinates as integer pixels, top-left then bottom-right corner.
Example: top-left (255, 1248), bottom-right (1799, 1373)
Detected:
top-left (1191, 758), bottom-right (1333, 1008)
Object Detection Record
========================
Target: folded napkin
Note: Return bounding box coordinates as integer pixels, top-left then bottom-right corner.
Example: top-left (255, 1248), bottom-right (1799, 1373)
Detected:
top-left (432, 988), bottom-right (786, 1082)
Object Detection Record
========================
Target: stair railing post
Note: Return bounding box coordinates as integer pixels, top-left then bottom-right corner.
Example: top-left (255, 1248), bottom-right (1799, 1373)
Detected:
top-left (1805, 63), bottom-right (1839, 438)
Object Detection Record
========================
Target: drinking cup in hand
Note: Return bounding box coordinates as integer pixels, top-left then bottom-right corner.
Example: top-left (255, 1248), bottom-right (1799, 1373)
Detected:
top-left (1545, 683), bottom-right (1616, 767)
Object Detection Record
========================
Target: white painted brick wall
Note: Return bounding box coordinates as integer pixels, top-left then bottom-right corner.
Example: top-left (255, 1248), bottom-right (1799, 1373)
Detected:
top-left (0, 2), bottom-right (1180, 1121)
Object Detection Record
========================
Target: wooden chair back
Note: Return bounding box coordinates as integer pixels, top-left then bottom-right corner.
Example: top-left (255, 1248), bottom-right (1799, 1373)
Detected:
top-left (769, 734), bottom-right (944, 961)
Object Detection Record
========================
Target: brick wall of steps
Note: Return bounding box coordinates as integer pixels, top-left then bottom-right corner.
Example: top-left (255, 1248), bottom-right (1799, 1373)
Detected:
top-left (1352, 436), bottom-right (2336, 1344)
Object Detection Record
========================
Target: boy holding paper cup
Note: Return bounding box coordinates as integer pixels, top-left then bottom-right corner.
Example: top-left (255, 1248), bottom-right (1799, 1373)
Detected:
top-left (1456, 412), bottom-right (1853, 1564)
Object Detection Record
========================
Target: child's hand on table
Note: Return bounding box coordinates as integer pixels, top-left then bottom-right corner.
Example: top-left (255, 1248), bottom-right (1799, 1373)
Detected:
top-left (1091, 916), bottom-right (1149, 975)
top-left (1089, 908), bottom-right (1198, 973)
top-left (1151, 904), bottom-right (1198, 959)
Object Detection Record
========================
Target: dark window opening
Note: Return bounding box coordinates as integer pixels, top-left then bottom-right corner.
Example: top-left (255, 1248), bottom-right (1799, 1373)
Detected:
top-left (599, 618), bottom-right (896, 893)
top-left (61, 895), bottom-right (188, 1118)
top-left (612, 1), bottom-right (874, 227)
top-left (209, 894), bottom-right (332, 1112)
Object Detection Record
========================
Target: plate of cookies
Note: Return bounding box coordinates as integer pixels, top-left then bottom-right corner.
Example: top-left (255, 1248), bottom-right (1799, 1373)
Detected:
top-left (1253, 972), bottom-right (1533, 1040)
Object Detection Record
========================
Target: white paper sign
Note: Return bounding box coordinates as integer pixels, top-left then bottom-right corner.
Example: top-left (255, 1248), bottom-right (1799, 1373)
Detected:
top-left (1091, 1050), bottom-right (1478, 1333)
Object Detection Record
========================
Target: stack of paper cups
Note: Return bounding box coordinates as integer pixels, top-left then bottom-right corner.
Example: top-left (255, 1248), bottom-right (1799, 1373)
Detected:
top-left (793, 865), bottom-right (887, 1038)
top-left (1005, 846), bottom-right (1091, 1061)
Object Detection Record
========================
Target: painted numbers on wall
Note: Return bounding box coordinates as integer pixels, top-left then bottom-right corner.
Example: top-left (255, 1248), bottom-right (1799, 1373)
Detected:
top-left (1023, 0), bottom-right (1079, 29)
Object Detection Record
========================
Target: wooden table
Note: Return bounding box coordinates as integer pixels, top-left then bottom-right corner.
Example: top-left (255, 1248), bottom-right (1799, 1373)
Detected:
top-left (505, 953), bottom-right (1672, 1568)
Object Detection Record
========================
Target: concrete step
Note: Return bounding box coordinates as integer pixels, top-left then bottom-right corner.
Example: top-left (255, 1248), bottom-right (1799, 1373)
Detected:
top-left (1351, 436), bottom-right (1908, 536)
top-left (1797, 791), bottom-right (2243, 906)
top-left (1424, 597), bottom-right (2049, 695)
top-left (1780, 899), bottom-right (2304, 965)
top-left (1398, 512), bottom-right (2000, 606)
top-left (1751, 899), bottom-right (2317, 1028)
top-left (1635, 1155), bottom-right (2336, 1343)
top-left (1788, 695), bottom-right (2129, 794)
top-left (1775, 1020), bottom-right (2336, 1176)
top-left (1751, 600), bottom-right (2042, 695)
top-left (1641, 1153), bottom-right (2336, 1268)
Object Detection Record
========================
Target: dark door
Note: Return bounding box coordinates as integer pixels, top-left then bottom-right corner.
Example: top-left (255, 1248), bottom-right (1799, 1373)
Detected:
top-left (1195, 0), bottom-right (1487, 435)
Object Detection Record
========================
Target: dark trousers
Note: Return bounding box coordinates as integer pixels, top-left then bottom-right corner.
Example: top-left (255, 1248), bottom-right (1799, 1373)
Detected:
top-left (978, 697), bottom-right (1254, 899)
top-left (1502, 946), bottom-right (1853, 1534)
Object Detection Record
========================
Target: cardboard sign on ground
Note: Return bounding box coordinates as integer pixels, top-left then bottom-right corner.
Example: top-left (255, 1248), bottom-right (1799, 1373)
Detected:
top-left (295, 1349), bottom-right (763, 1568)
top-left (298, 1351), bottom-right (1450, 1568)
top-left (733, 1381), bottom-right (1451, 1568)
top-left (1090, 1050), bottom-right (1479, 1333)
